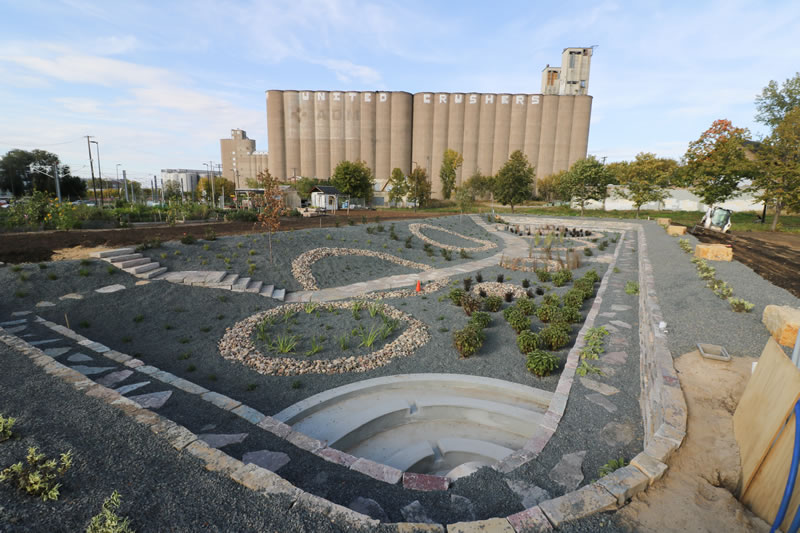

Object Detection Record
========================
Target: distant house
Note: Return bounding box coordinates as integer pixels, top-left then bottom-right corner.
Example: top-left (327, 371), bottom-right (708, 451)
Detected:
top-left (235, 185), bottom-right (301, 210)
top-left (310, 185), bottom-right (341, 212)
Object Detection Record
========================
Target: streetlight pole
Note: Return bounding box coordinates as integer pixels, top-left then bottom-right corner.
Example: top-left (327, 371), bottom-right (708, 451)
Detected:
top-left (209, 160), bottom-right (216, 209)
top-left (90, 140), bottom-right (104, 207)
top-left (86, 136), bottom-right (99, 206)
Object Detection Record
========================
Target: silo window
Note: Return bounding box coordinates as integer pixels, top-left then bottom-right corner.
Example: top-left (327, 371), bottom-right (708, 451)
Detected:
top-left (580, 80), bottom-right (586, 88)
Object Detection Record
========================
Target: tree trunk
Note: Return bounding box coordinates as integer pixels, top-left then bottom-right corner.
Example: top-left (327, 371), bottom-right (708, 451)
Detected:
top-left (511, 203), bottom-right (514, 213)
top-left (580, 201), bottom-right (584, 216)
top-left (268, 231), bottom-right (274, 264)
top-left (771, 201), bottom-right (782, 231)
top-left (636, 205), bottom-right (641, 219)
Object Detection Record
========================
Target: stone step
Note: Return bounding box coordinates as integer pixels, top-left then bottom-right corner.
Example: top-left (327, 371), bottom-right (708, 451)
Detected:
top-left (260, 285), bottom-right (275, 298)
top-left (232, 277), bottom-right (251, 292)
top-left (129, 262), bottom-right (161, 275)
top-left (206, 273), bottom-right (236, 288)
top-left (109, 253), bottom-right (143, 263)
top-left (272, 288), bottom-right (285, 301)
top-left (93, 248), bottom-right (135, 259)
top-left (245, 280), bottom-right (263, 294)
top-left (139, 266), bottom-right (167, 279)
top-left (118, 257), bottom-right (150, 269)
top-left (205, 272), bottom-right (228, 284)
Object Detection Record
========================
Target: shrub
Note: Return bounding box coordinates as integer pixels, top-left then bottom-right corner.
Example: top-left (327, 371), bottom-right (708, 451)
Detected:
top-left (526, 350), bottom-right (561, 377)
top-left (543, 293), bottom-right (560, 307)
top-left (469, 312), bottom-right (491, 329)
top-left (441, 249), bottom-right (452, 261)
top-left (583, 269), bottom-right (600, 283)
top-left (461, 294), bottom-right (480, 316)
top-left (517, 330), bottom-right (540, 354)
top-left (573, 279), bottom-right (595, 299)
top-left (583, 248), bottom-right (593, 256)
top-left (521, 278), bottom-right (530, 288)
top-left (502, 306), bottom-right (518, 322)
top-left (204, 228), bottom-right (217, 241)
top-left (536, 286), bottom-right (545, 295)
top-left (478, 288), bottom-right (487, 298)
top-left (504, 291), bottom-right (514, 303)
top-left (496, 273), bottom-right (504, 283)
top-left (557, 305), bottom-right (581, 324)
top-left (47, 272), bottom-right (58, 280)
top-left (475, 271), bottom-right (483, 283)
top-left (453, 325), bottom-right (485, 358)
top-left (448, 288), bottom-right (465, 306)
top-left (729, 298), bottom-right (754, 313)
top-left (563, 290), bottom-right (584, 308)
top-left (535, 269), bottom-right (551, 282)
top-left (405, 236), bottom-right (413, 248)
top-left (484, 295), bottom-right (503, 312)
top-left (507, 309), bottom-right (531, 334)
top-left (463, 277), bottom-right (473, 292)
top-left (552, 269), bottom-right (573, 287)
top-left (625, 281), bottom-right (639, 295)
top-left (581, 326), bottom-right (609, 360)
top-left (540, 324), bottom-right (570, 350)
top-left (0, 414), bottom-right (16, 442)
top-left (0, 447), bottom-right (72, 501)
top-left (79, 267), bottom-right (90, 277)
top-left (459, 249), bottom-right (469, 259)
top-left (227, 209), bottom-right (258, 222)
top-left (180, 234), bottom-right (196, 245)
top-left (526, 289), bottom-right (535, 299)
top-left (86, 490), bottom-right (135, 533)
top-left (598, 457), bottom-right (628, 478)
top-left (536, 304), bottom-right (558, 323)
top-left (516, 297), bottom-right (536, 316)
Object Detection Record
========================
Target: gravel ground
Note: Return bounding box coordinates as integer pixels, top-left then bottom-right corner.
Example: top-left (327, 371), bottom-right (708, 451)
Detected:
top-left (140, 216), bottom-right (503, 292)
top-left (0, 342), bottom-right (393, 533)
top-left (643, 222), bottom-right (799, 358)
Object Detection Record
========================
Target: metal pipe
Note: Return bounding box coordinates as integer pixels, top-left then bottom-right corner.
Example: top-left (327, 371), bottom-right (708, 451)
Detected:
top-left (792, 329), bottom-right (800, 368)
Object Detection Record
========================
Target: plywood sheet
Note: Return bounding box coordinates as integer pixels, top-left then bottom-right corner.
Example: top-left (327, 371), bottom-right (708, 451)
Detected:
top-left (735, 338), bottom-right (800, 492)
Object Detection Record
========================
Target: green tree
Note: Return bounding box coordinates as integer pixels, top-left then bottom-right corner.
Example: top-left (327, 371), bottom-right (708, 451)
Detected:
top-left (755, 72), bottom-right (800, 128)
top-left (463, 170), bottom-right (494, 200)
top-left (538, 171), bottom-right (570, 203)
top-left (493, 150), bottom-right (534, 212)
top-left (454, 186), bottom-right (475, 218)
top-left (163, 180), bottom-right (183, 201)
top-left (684, 119), bottom-right (753, 205)
top-left (59, 170), bottom-right (87, 200)
top-left (0, 149), bottom-right (62, 196)
top-left (439, 148), bottom-right (464, 200)
top-left (198, 177), bottom-right (235, 204)
top-left (294, 177), bottom-right (323, 201)
top-left (749, 107), bottom-right (800, 231)
top-left (407, 166), bottom-right (431, 209)
top-left (387, 167), bottom-right (408, 206)
top-left (614, 153), bottom-right (677, 217)
top-left (254, 170), bottom-right (286, 264)
top-left (331, 160), bottom-right (374, 203)
top-left (560, 156), bottom-right (613, 215)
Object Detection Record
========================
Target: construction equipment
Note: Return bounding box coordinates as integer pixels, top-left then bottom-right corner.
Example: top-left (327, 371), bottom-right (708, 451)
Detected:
top-left (696, 206), bottom-right (733, 233)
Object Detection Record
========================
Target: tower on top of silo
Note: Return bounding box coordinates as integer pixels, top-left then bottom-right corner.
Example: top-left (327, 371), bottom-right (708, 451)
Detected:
top-left (540, 47), bottom-right (593, 96)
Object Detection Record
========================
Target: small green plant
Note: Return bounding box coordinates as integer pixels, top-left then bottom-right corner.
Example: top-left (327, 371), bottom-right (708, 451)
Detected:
top-left (552, 269), bottom-right (573, 287)
top-left (106, 265), bottom-right (118, 275)
top-left (79, 320), bottom-right (90, 328)
top-left (367, 301), bottom-right (383, 318)
top-left (178, 337), bottom-right (190, 344)
top-left (178, 351), bottom-right (191, 360)
top-left (80, 258), bottom-right (91, 266)
top-left (186, 364), bottom-right (196, 372)
top-left (535, 269), bottom-right (551, 282)
top-left (459, 249), bottom-right (469, 259)
top-left (291, 380), bottom-right (302, 389)
top-left (469, 312), bottom-right (491, 329)
top-left (133, 314), bottom-right (144, 323)
top-left (503, 291), bottom-right (514, 303)
top-left (496, 273), bottom-right (504, 283)
top-left (521, 278), bottom-right (530, 288)
top-left (507, 309), bottom-right (531, 334)
top-left (516, 297), bottom-right (536, 316)
top-left (164, 323), bottom-right (173, 330)
top-left (517, 330), bottom-right (540, 354)
top-left (453, 325), bottom-right (485, 358)
top-left (14, 290), bottom-right (27, 298)
top-left (207, 374), bottom-right (217, 381)
top-left (576, 360), bottom-right (604, 377)
top-left (306, 336), bottom-right (325, 356)
top-left (729, 298), bottom-right (755, 313)
top-left (448, 288), bottom-right (465, 306)
top-left (274, 334), bottom-right (299, 353)
top-left (173, 250), bottom-right (182, 256)
top-left (199, 325), bottom-right (211, 332)
top-left (79, 267), bottom-right (90, 277)
top-left (441, 249), bottom-right (452, 261)
top-left (678, 238), bottom-right (692, 253)
top-left (475, 271), bottom-right (483, 283)
top-left (357, 325), bottom-right (383, 348)
top-left (581, 326), bottom-right (609, 360)
top-left (463, 277), bottom-right (473, 292)
top-left (121, 336), bottom-right (132, 343)
top-left (338, 334), bottom-right (349, 350)
top-left (86, 490), bottom-right (135, 533)
top-left (0, 414), bottom-right (16, 442)
top-left (246, 383), bottom-right (258, 391)
top-left (526, 350), bottom-right (560, 377)
top-left (160, 252), bottom-right (168, 259)
top-left (11, 265), bottom-right (22, 272)
top-left (461, 294), bottom-right (480, 316)
top-left (47, 272), bottom-right (58, 280)
top-left (0, 447), bottom-right (72, 501)
top-left (536, 304), bottom-right (558, 323)
top-left (484, 295), bottom-right (503, 312)
top-left (303, 302), bottom-right (319, 314)
top-left (19, 272), bottom-right (30, 282)
top-left (598, 457), bottom-right (628, 478)
top-left (583, 247), bottom-right (593, 257)
top-left (625, 281), bottom-right (639, 295)
top-left (613, 266), bottom-right (621, 273)
top-left (539, 323), bottom-right (570, 350)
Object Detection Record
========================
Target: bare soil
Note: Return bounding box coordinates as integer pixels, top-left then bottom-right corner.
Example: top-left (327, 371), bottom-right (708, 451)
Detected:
top-left (691, 227), bottom-right (800, 298)
top-left (617, 350), bottom-right (769, 533)
top-left (0, 210), bottom-right (451, 264)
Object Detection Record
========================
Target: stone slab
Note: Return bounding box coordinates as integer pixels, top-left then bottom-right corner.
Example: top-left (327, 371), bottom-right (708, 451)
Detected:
top-left (115, 381), bottom-right (150, 395)
top-left (43, 347), bottom-right (70, 357)
top-left (170, 377), bottom-right (208, 395)
top-left (694, 243), bottom-right (733, 261)
top-left (128, 390), bottom-right (172, 409)
top-left (242, 450), bottom-right (290, 472)
top-left (548, 451), bottom-right (586, 491)
top-left (403, 472), bottom-right (450, 491)
top-left (504, 479), bottom-right (550, 508)
top-left (538, 484), bottom-right (618, 527)
top-left (666, 225), bottom-right (686, 236)
top-left (232, 405), bottom-right (267, 425)
top-left (506, 505), bottom-right (553, 532)
top-left (317, 447), bottom-right (358, 468)
top-left (71, 365), bottom-right (115, 376)
top-left (596, 465), bottom-right (650, 505)
top-left (35, 301), bottom-right (56, 308)
top-left (184, 440), bottom-right (241, 474)
top-left (201, 391), bottom-right (241, 411)
top-left (198, 432), bottom-right (249, 449)
top-left (630, 452), bottom-right (668, 485)
top-left (447, 518), bottom-right (515, 532)
top-left (579, 377), bottom-right (619, 396)
top-left (585, 393), bottom-right (618, 413)
top-left (257, 416), bottom-right (292, 438)
top-left (0, 319), bottom-right (27, 326)
top-left (95, 284), bottom-right (126, 294)
top-left (395, 523), bottom-right (445, 533)
top-left (762, 304), bottom-right (800, 347)
top-left (59, 293), bottom-right (83, 300)
top-left (95, 369), bottom-right (133, 387)
top-left (350, 457), bottom-right (403, 484)
top-left (286, 431), bottom-right (327, 454)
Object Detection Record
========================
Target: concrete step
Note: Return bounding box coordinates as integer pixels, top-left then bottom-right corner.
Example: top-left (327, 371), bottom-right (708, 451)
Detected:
top-left (207, 273), bottom-right (237, 288)
top-left (245, 280), bottom-right (263, 294)
top-left (260, 285), bottom-right (275, 298)
top-left (93, 247), bottom-right (135, 259)
top-left (272, 288), bottom-right (285, 301)
top-left (139, 266), bottom-right (167, 279)
top-left (129, 262), bottom-right (161, 275)
top-left (109, 253), bottom-right (143, 263)
top-left (205, 271), bottom-right (227, 285)
top-left (118, 257), bottom-right (150, 269)
top-left (232, 277), bottom-right (251, 292)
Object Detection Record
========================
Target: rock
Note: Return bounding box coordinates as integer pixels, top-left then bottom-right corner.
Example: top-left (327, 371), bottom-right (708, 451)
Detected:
top-left (763, 305), bottom-right (800, 347)
top-left (59, 293), bottom-right (83, 300)
top-left (666, 225), bottom-right (687, 236)
top-left (401, 500), bottom-right (436, 524)
top-left (450, 495), bottom-right (476, 522)
top-left (35, 301), bottom-right (56, 308)
top-left (348, 497), bottom-right (389, 522)
top-left (71, 365), bottom-right (115, 376)
top-left (601, 421), bottom-right (636, 447)
top-left (198, 433), bottom-right (248, 449)
top-left (95, 284), bottom-right (126, 294)
top-left (67, 352), bottom-right (93, 362)
top-left (5, 326), bottom-right (26, 334)
top-left (95, 369), bottom-right (134, 388)
top-left (586, 393), bottom-right (618, 413)
top-left (43, 347), bottom-right (70, 357)
top-left (695, 243), bottom-right (733, 261)
top-left (656, 218), bottom-right (671, 227)
top-left (580, 377), bottom-right (620, 396)
top-left (602, 351), bottom-right (628, 365)
top-left (242, 450), bottom-right (290, 472)
top-left (115, 381), bottom-right (150, 395)
top-left (549, 451), bottom-right (586, 490)
top-left (128, 390), bottom-right (172, 409)
top-left (504, 478), bottom-right (551, 508)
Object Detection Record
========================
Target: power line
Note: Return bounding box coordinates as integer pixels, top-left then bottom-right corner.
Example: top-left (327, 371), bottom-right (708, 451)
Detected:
top-left (0, 138), bottom-right (84, 148)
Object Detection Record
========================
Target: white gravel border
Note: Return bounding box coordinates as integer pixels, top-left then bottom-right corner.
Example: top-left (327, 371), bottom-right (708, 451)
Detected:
top-left (408, 223), bottom-right (498, 252)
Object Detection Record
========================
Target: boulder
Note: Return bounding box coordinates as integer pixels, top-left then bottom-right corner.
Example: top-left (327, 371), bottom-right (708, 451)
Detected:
top-left (694, 243), bottom-right (733, 261)
top-left (666, 225), bottom-right (687, 236)
top-left (763, 305), bottom-right (800, 347)
top-left (656, 217), bottom-right (671, 227)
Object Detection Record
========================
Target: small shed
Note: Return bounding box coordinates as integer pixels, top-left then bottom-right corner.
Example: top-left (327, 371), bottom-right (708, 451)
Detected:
top-left (310, 185), bottom-right (340, 212)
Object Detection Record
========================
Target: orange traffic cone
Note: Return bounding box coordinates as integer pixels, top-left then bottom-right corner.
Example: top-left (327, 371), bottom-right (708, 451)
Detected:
top-left (416, 280), bottom-right (422, 292)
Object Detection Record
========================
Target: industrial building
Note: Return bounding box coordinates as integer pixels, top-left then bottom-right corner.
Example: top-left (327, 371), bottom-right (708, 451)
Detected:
top-left (220, 129), bottom-right (269, 189)
top-left (223, 47), bottom-right (593, 199)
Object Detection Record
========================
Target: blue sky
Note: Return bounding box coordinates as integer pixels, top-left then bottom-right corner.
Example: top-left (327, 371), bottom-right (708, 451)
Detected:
top-left (1, 0), bottom-right (798, 187)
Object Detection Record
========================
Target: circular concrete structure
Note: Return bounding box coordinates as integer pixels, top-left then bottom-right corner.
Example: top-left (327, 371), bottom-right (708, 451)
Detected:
top-left (275, 374), bottom-right (552, 477)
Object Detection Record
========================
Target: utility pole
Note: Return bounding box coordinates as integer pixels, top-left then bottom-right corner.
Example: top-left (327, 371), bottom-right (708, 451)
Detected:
top-left (118, 164), bottom-right (128, 202)
top-left (53, 164), bottom-right (61, 203)
top-left (90, 140), bottom-right (104, 207)
top-left (209, 161), bottom-right (216, 209)
top-left (86, 136), bottom-right (99, 206)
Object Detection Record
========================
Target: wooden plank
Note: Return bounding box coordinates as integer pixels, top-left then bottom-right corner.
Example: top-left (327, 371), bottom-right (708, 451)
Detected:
top-left (734, 337), bottom-right (800, 495)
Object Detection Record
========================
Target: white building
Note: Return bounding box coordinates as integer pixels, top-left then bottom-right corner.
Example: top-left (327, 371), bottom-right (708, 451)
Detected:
top-left (160, 169), bottom-right (216, 193)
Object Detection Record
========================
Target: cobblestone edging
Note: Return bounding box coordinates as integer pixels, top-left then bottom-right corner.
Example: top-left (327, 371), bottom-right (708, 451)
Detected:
top-left (408, 223), bottom-right (498, 252)
top-left (2, 219), bottom-right (688, 531)
top-left (218, 301), bottom-right (431, 376)
top-left (291, 247), bottom-right (434, 291)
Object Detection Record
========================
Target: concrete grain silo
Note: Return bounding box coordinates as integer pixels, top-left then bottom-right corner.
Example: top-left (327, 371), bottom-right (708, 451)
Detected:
top-left (446, 94), bottom-right (466, 185)
top-left (523, 96), bottom-right (543, 172)
top-left (476, 94), bottom-right (496, 176)
top-left (492, 94), bottom-right (513, 174)
top-left (508, 95), bottom-right (527, 156)
top-left (537, 94), bottom-right (559, 178)
top-left (461, 94), bottom-right (481, 178)
top-left (412, 93), bottom-right (434, 179)
top-left (375, 93), bottom-right (392, 181)
top-left (266, 90), bottom-right (286, 178)
top-left (568, 95), bottom-right (592, 167)
top-left (553, 95), bottom-right (575, 176)
top-left (390, 92), bottom-right (412, 178)
top-left (283, 90), bottom-right (301, 178)
top-left (360, 93), bottom-right (377, 178)
top-left (329, 92), bottom-right (346, 174)
top-left (299, 91), bottom-right (316, 178)
top-left (430, 93), bottom-right (451, 197)
top-left (314, 92), bottom-right (331, 179)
